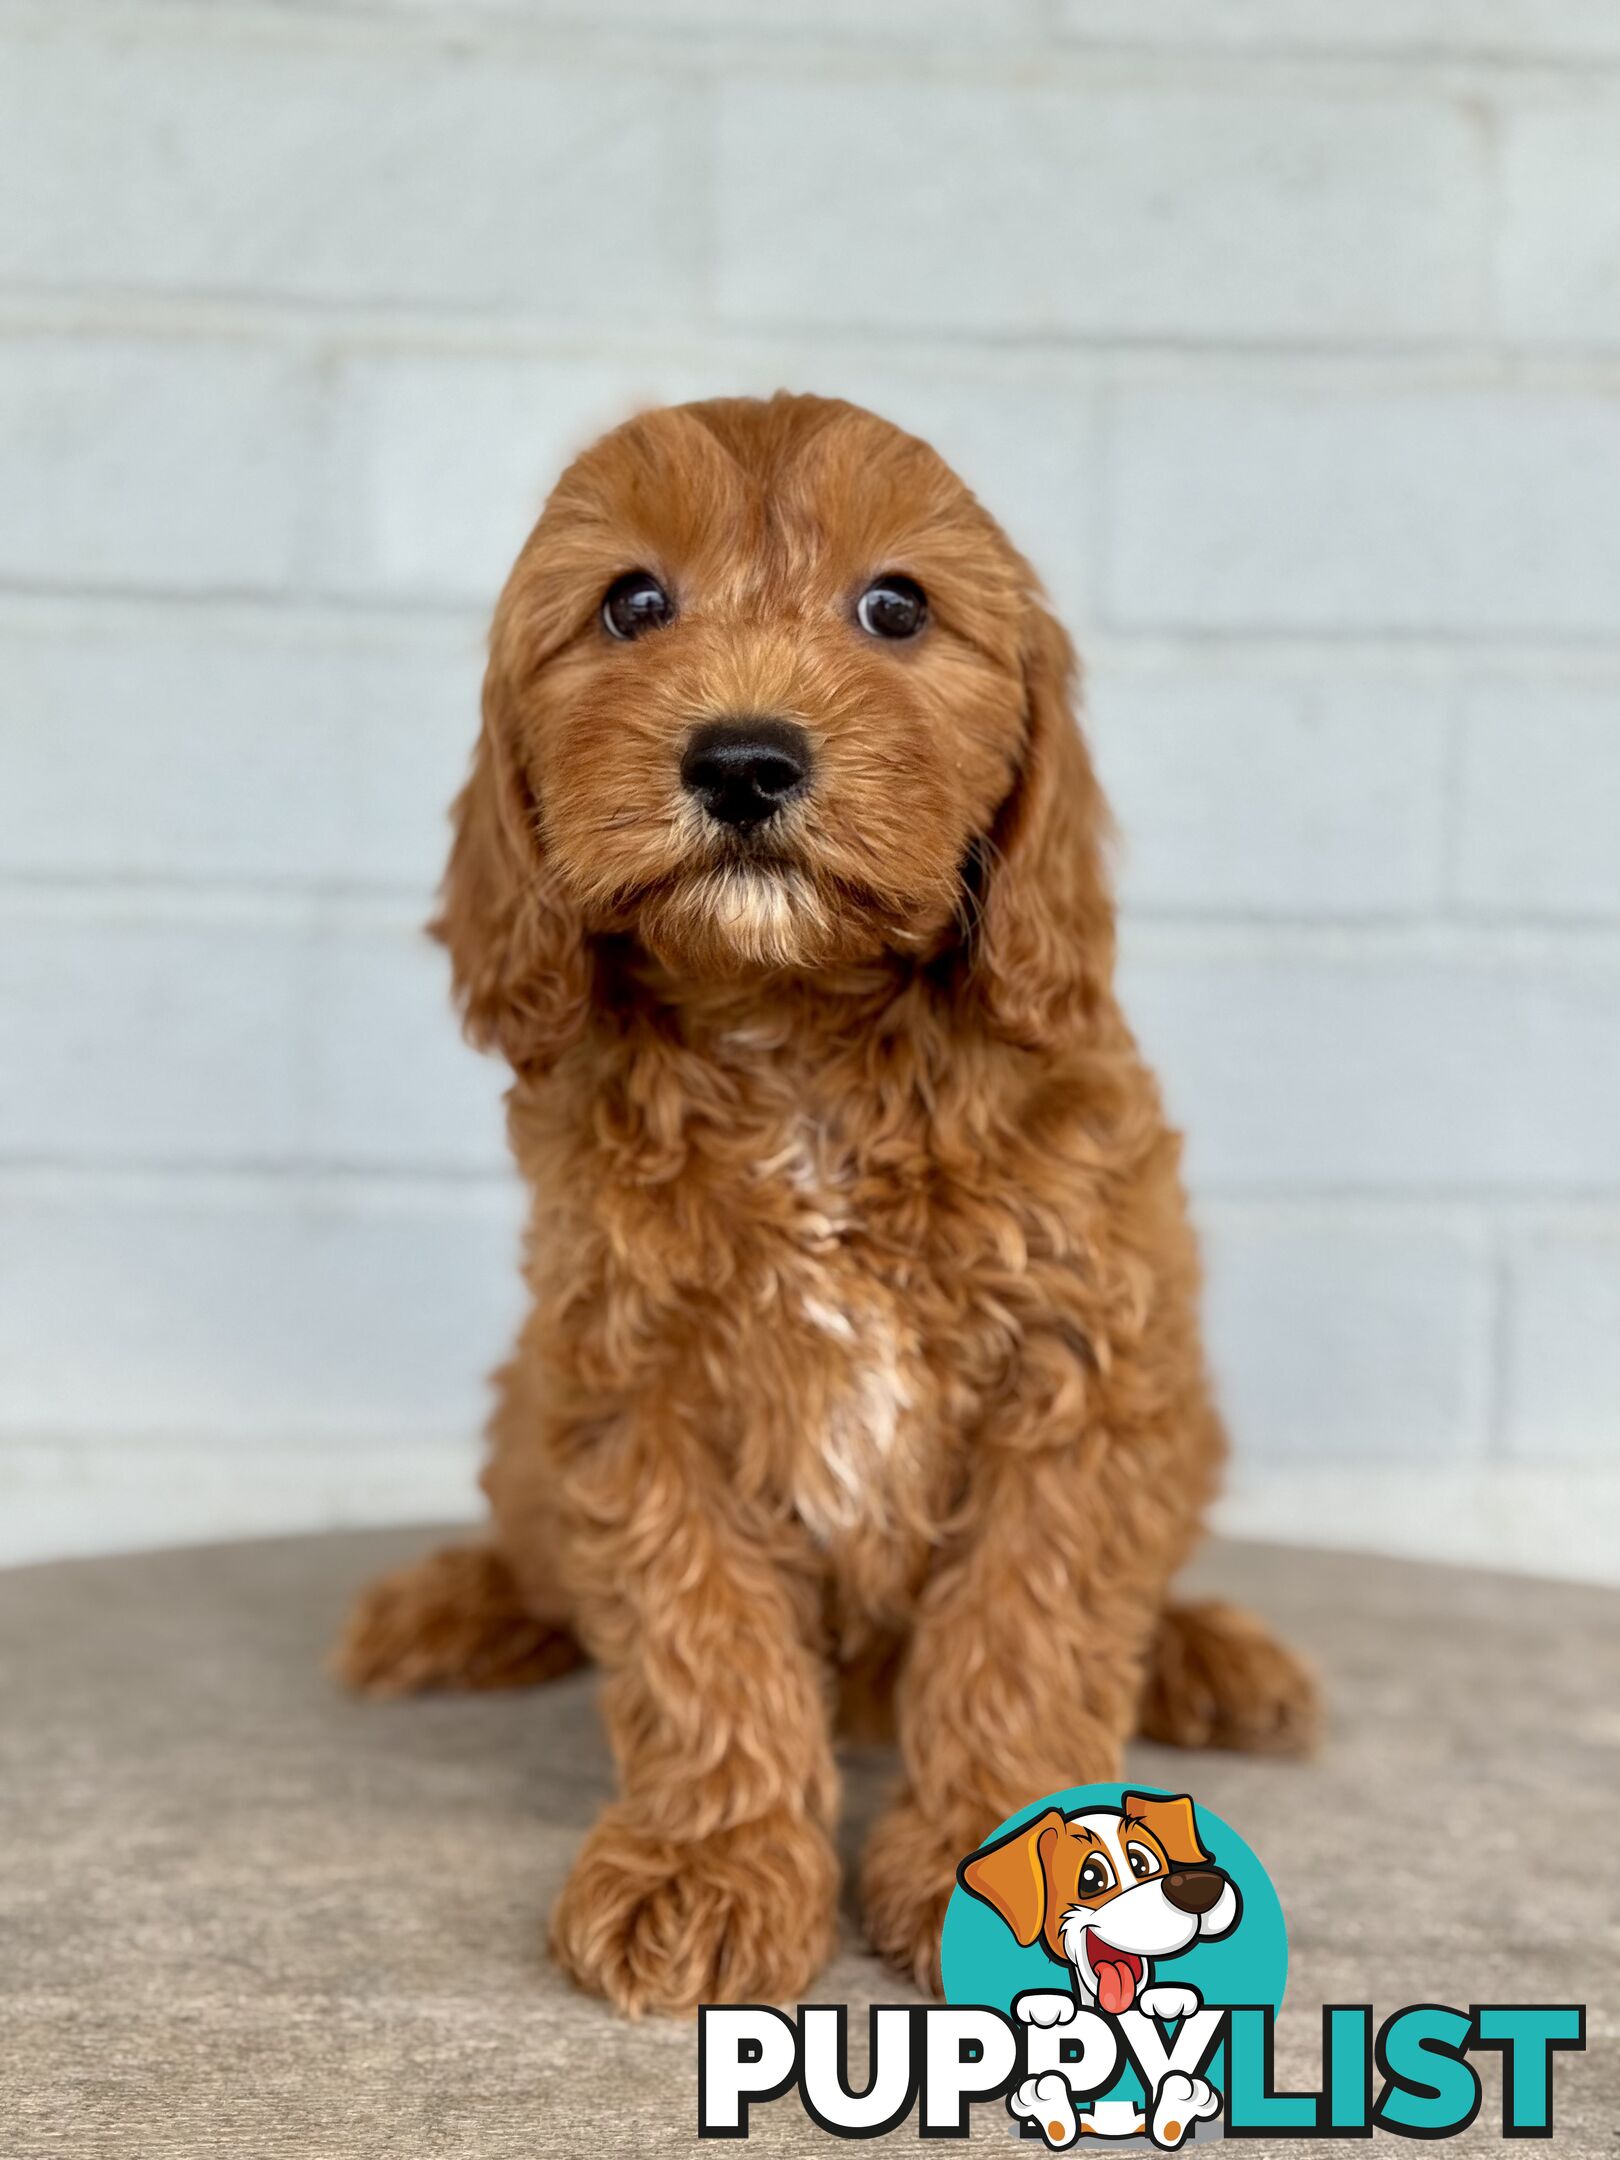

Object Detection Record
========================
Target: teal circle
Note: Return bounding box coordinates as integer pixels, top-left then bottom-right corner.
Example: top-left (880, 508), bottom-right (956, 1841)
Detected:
top-left (940, 1783), bottom-right (1288, 2114)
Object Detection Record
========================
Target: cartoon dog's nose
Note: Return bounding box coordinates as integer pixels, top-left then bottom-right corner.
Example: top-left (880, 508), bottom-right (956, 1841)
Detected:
top-left (1162, 1868), bottom-right (1227, 1916)
top-left (681, 718), bottom-right (811, 830)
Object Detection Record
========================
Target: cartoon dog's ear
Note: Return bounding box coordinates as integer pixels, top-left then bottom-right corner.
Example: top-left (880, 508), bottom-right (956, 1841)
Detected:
top-left (970, 599), bottom-right (1116, 1050)
top-left (1122, 1793), bottom-right (1211, 1869)
top-left (957, 1807), bottom-right (1067, 1947)
top-left (432, 661), bottom-right (591, 1079)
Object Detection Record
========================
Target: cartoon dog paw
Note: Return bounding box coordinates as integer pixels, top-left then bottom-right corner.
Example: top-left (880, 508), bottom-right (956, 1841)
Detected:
top-left (1137, 1983), bottom-right (1202, 2022)
top-left (1015, 1990), bottom-right (1079, 2028)
top-left (1010, 2071), bottom-right (1079, 2149)
top-left (1150, 2070), bottom-right (1221, 2149)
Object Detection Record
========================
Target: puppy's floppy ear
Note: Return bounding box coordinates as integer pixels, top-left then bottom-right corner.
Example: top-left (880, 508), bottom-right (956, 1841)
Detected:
top-left (431, 662), bottom-right (591, 1077)
top-left (957, 1806), bottom-right (1067, 1947)
top-left (972, 600), bottom-right (1115, 1049)
top-left (1122, 1792), bottom-right (1211, 1870)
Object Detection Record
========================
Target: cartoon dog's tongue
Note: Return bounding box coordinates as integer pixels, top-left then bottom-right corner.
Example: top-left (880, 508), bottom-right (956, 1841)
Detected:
top-left (1088, 1941), bottom-right (1141, 2014)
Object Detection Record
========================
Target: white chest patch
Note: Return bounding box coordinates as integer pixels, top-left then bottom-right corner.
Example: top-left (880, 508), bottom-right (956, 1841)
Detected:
top-left (795, 1295), bottom-right (914, 1544)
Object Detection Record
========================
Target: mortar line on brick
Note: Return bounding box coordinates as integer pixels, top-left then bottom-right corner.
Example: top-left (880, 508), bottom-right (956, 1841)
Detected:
top-left (18, 2), bottom-right (1620, 92)
top-left (0, 870), bottom-right (438, 906)
top-left (1043, 14), bottom-right (1620, 79)
top-left (0, 589), bottom-right (487, 638)
top-left (0, 882), bottom-right (438, 929)
top-left (1045, 32), bottom-right (1620, 72)
top-left (1097, 620), bottom-right (1620, 656)
top-left (0, 1154), bottom-right (513, 1188)
top-left (0, 1423), bottom-right (490, 1454)
top-left (0, 574), bottom-right (482, 618)
top-left (0, 1161), bottom-right (521, 1208)
top-left (1124, 918), bottom-right (1620, 958)
top-left (1199, 1193), bottom-right (1620, 1222)
top-left (15, 285), bottom-right (1620, 382)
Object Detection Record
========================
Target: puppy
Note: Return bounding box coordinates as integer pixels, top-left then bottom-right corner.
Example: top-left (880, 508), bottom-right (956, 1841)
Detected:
top-left (335, 393), bottom-right (1316, 2015)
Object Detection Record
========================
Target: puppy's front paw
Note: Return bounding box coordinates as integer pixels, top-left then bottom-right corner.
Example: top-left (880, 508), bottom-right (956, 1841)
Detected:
top-left (549, 1803), bottom-right (838, 2017)
top-left (860, 1795), bottom-right (969, 1997)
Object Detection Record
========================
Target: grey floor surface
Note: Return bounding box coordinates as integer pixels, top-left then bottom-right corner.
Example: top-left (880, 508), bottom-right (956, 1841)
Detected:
top-left (1, 1526), bottom-right (1615, 2157)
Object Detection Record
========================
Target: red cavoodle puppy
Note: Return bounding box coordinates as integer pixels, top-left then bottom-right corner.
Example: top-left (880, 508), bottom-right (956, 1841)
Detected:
top-left (334, 392), bottom-right (1317, 2015)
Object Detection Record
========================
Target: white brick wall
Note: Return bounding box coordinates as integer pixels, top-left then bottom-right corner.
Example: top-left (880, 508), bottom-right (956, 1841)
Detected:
top-left (0, 607), bottom-right (480, 883)
top-left (1455, 683), bottom-right (1620, 918)
top-left (1055, 1), bottom-right (1620, 62)
top-left (0, 332), bottom-right (316, 592)
top-left (1200, 1208), bottom-right (1493, 1466)
top-left (717, 84), bottom-right (1489, 344)
top-left (2, 0), bottom-right (1617, 1580)
top-left (0, 28), bottom-right (695, 317)
top-left (1121, 931), bottom-right (1620, 1192)
top-left (1088, 674), bottom-right (1451, 917)
top-left (1106, 381), bottom-right (1620, 638)
top-left (0, 1174), bottom-right (525, 1439)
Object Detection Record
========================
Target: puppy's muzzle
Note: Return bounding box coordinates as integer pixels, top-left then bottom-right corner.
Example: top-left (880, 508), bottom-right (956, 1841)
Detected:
top-left (1162, 1867), bottom-right (1228, 1916)
top-left (681, 717), bottom-right (811, 832)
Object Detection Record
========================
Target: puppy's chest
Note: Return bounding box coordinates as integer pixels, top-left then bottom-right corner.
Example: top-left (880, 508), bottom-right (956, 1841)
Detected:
top-left (561, 1032), bottom-right (1020, 1585)
top-left (697, 1096), bottom-right (965, 1559)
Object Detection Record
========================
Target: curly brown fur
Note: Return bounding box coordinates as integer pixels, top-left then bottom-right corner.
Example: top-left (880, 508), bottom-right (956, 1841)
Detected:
top-left (336, 393), bottom-right (1318, 2014)
top-left (1137, 1598), bottom-right (1319, 1757)
top-left (332, 1543), bottom-right (582, 1698)
top-left (333, 1551), bottom-right (1311, 1754)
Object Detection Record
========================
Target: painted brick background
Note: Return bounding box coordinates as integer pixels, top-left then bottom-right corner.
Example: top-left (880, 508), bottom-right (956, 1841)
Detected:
top-left (3, 0), bottom-right (1617, 1578)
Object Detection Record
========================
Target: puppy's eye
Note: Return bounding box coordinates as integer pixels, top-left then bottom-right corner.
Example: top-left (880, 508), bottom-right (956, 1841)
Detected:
top-left (856, 575), bottom-right (927, 640)
top-left (601, 570), bottom-right (675, 641)
top-left (1077, 1856), bottom-right (1116, 1897)
top-left (1126, 1843), bottom-right (1160, 1882)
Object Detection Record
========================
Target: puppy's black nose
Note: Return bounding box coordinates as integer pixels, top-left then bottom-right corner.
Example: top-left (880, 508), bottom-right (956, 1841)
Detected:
top-left (681, 718), bottom-right (810, 831)
top-left (1163, 1868), bottom-right (1226, 1916)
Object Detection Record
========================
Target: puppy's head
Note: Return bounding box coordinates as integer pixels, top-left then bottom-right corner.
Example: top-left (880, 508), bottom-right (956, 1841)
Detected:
top-left (438, 393), bottom-right (1113, 1071)
top-left (958, 1793), bottom-right (1240, 2010)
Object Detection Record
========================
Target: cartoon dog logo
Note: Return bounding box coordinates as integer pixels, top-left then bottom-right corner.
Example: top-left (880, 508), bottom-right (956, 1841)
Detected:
top-left (958, 1791), bottom-right (1240, 2147)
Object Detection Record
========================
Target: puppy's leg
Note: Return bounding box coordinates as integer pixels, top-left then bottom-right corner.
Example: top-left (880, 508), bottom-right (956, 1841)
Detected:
top-left (863, 1361), bottom-right (1203, 1994)
top-left (548, 1405), bottom-right (839, 2017)
top-left (331, 1542), bottom-right (584, 1698)
top-left (1138, 1599), bottom-right (1318, 1756)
